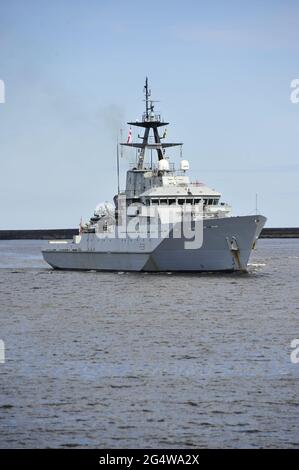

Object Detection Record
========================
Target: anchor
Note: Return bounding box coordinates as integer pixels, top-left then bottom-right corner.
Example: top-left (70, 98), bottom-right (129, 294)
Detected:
top-left (226, 236), bottom-right (245, 271)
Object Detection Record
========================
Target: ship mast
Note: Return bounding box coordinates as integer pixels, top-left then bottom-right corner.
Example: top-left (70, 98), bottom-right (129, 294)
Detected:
top-left (144, 76), bottom-right (150, 120)
top-left (121, 77), bottom-right (182, 170)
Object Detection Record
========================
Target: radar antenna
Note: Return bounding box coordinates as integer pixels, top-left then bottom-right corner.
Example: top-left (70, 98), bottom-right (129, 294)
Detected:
top-left (121, 78), bottom-right (182, 169)
top-left (144, 76), bottom-right (151, 120)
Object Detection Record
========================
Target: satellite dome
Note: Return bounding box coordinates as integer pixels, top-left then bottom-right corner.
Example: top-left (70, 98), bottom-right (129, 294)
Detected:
top-left (94, 202), bottom-right (114, 217)
top-left (180, 159), bottom-right (190, 171)
top-left (158, 159), bottom-right (170, 171)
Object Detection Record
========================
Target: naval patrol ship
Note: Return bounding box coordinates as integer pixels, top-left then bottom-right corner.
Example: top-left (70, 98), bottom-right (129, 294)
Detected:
top-left (42, 79), bottom-right (266, 272)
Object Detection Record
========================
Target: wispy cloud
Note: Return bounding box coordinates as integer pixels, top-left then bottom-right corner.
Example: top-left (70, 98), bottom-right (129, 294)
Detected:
top-left (171, 4), bottom-right (299, 51)
top-left (173, 25), bottom-right (248, 44)
top-left (173, 23), bottom-right (299, 50)
top-left (195, 163), bottom-right (299, 174)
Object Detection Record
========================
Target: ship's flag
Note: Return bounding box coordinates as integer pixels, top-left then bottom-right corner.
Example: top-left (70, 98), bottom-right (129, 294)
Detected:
top-left (162, 128), bottom-right (167, 139)
top-left (127, 128), bottom-right (132, 143)
top-left (79, 217), bottom-right (83, 234)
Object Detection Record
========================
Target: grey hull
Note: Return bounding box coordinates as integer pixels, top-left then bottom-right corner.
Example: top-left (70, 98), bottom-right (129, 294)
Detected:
top-left (42, 215), bottom-right (266, 272)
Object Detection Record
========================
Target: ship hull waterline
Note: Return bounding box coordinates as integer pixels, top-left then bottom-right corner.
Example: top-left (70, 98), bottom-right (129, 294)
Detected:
top-left (42, 215), bottom-right (266, 272)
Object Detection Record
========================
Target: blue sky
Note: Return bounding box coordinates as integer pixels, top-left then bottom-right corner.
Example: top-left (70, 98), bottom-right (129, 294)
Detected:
top-left (0, 0), bottom-right (299, 228)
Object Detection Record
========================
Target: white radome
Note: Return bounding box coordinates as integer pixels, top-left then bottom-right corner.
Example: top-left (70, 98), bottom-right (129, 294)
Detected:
top-left (180, 159), bottom-right (190, 171)
top-left (158, 158), bottom-right (170, 171)
top-left (94, 202), bottom-right (114, 217)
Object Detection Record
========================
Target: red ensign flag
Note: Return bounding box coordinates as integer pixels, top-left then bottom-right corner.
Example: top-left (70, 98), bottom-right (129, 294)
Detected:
top-left (127, 128), bottom-right (132, 143)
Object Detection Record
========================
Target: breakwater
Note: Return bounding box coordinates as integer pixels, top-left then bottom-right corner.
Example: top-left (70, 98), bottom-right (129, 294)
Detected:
top-left (0, 228), bottom-right (299, 240)
top-left (260, 228), bottom-right (299, 238)
top-left (0, 229), bottom-right (78, 240)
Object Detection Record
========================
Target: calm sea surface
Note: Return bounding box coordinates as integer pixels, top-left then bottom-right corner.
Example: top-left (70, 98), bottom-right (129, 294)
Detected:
top-left (0, 239), bottom-right (299, 448)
